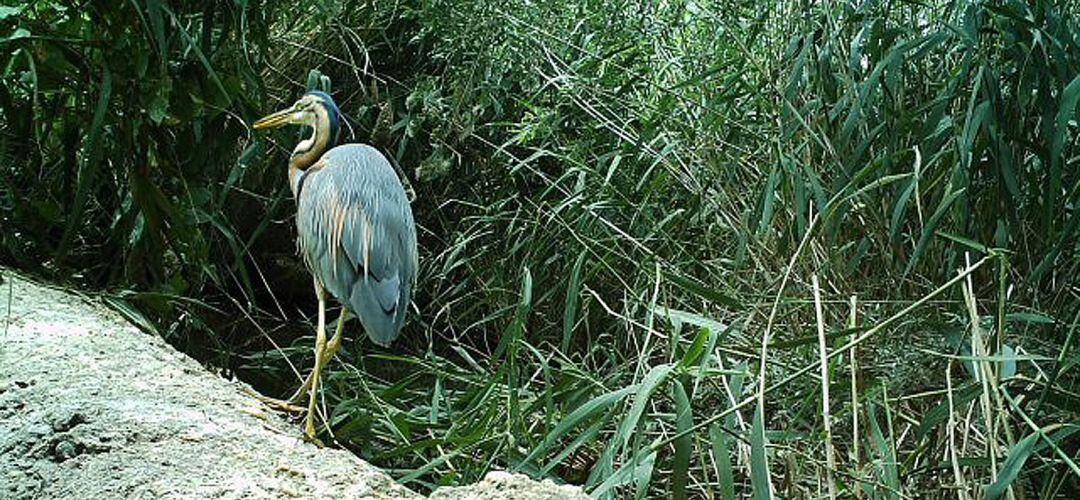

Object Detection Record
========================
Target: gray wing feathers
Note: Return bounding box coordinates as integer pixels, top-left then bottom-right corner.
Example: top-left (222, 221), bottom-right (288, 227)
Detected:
top-left (296, 144), bottom-right (417, 346)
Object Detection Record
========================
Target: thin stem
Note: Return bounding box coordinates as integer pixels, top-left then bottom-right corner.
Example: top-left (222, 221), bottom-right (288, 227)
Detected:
top-left (813, 274), bottom-right (838, 500)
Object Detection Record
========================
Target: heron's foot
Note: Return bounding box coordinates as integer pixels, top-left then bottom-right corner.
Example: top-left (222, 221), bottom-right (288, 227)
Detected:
top-left (302, 410), bottom-right (326, 447)
top-left (245, 388), bottom-right (307, 413)
top-left (302, 430), bottom-right (325, 448)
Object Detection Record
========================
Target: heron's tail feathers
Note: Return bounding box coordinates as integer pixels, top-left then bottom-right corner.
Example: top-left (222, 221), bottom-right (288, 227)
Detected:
top-left (349, 273), bottom-right (407, 346)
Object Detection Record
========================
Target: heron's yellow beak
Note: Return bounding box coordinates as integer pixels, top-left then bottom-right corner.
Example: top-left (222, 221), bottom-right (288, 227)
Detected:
top-left (253, 106), bottom-right (299, 130)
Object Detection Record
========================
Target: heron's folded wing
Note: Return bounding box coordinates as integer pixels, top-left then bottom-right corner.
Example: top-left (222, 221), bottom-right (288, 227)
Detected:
top-left (297, 144), bottom-right (417, 343)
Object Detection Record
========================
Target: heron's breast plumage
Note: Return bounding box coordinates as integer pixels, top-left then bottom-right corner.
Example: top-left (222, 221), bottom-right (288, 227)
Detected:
top-left (295, 144), bottom-right (417, 345)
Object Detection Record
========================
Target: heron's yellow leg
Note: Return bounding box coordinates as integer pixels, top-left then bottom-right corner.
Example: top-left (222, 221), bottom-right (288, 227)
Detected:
top-left (288, 310), bottom-right (348, 404)
top-left (325, 309), bottom-right (350, 358)
top-left (304, 292), bottom-right (328, 440)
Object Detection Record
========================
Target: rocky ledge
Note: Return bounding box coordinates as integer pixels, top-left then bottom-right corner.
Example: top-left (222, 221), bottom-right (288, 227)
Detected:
top-left (0, 271), bottom-right (585, 499)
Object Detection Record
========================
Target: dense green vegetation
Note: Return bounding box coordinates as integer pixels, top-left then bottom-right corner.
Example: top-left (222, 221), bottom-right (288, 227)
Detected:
top-left (2, 0), bottom-right (1078, 497)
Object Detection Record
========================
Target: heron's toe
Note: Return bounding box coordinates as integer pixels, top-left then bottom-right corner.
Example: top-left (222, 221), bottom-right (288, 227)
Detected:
top-left (302, 433), bottom-right (325, 448)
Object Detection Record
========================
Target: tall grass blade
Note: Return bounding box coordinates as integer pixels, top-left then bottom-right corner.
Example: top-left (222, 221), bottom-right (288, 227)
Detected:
top-left (868, 401), bottom-right (900, 499)
top-left (665, 273), bottom-right (742, 310)
top-left (671, 380), bottom-right (692, 500)
top-left (1048, 73), bottom-right (1080, 234)
top-left (56, 67), bottom-right (112, 263)
top-left (616, 364), bottom-right (675, 453)
top-left (519, 385), bottom-right (637, 469)
top-left (904, 188), bottom-right (967, 277)
top-left (561, 251), bottom-right (586, 352)
top-left (984, 430), bottom-right (1040, 499)
top-left (750, 403), bottom-right (773, 500)
top-left (591, 447), bottom-right (658, 498)
top-left (710, 422), bottom-right (736, 500)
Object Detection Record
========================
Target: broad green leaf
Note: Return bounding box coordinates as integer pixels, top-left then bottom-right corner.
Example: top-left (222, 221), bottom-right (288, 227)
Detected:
top-left (1, 28), bottom-right (29, 42)
top-left (679, 327), bottom-right (710, 370)
top-left (591, 447), bottom-right (657, 498)
top-left (102, 295), bottom-right (160, 336)
top-left (1051, 74), bottom-right (1080, 165)
top-left (984, 430), bottom-right (1041, 499)
top-left (520, 385), bottom-right (637, 468)
top-left (936, 231), bottom-right (990, 255)
top-left (540, 419), bottom-right (606, 475)
top-left (868, 401), bottom-right (900, 499)
top-left (904, 188), bottom-right (967, 277)
top-left (146, 0), bottom-right (167, 58)
top-left (890, 178), bottom-right (917, 243)
top-left (1000, 345), bottom-right (1017, 380)
top-left (429, 376), bottom-right (442, 424)
top-left (671, 380), bottom-right (692, 500)
top-left (633, 446), bottom-right (657, 500)
top-left (493, 267), bottom-right (532, 360)
top-left (615, 364), bottom-right (675, 453)
top-left (1005, 312), bottom-right (1055, 325)
top-left (56, 67), bottom-right (112, 262)
top-left (918, 383), bottom-right (980, 437)
top-left (757, 164), bottom-right (781, 235)
top-left (0, 6), bottom-right (21, 20)
top-left (1031, 205), bottom-right (1080, 285)
top-left (149, 88), bottom-right (169, 124)
top-left (710, 423), bottom-right (736, 500)
top-left (961, 100), bottom-right (990, 167)
top-left (561, 251), bottom-right (586, 352)
top-left (653, 307), bottom-right (729, 342)
top-left (665, 273), bottom-right (742, 309)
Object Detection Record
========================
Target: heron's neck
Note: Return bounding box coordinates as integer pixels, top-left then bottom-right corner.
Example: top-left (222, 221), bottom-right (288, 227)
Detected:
top-left (288, 105), bottom-right (334, 197)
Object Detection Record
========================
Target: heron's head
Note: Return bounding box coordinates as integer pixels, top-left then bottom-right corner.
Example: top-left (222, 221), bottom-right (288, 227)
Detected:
top-left (253, 91), bottom-right (342, 148)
